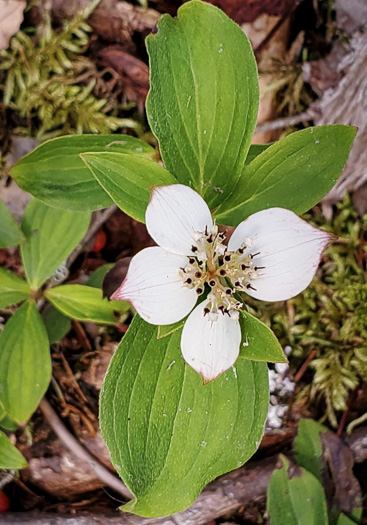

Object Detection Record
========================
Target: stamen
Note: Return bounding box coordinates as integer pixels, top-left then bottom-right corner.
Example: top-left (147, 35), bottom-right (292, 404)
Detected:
top-left (246, 283), bottom-right (257, 291)
top-left (185, 278), bottom-right (193, 284)
top-left (203, 307), bottom-right (210, 315)
top-left (196, 287), bottom-right (203, 295)
top-left (250, 252), bottom-right (260, 259)
top-left (188, 257), bottom-right (195, 264)
top-left (219, 269), bottom-right (226, 276)
top-left (209, 280), bottom-right (216, 287)
top-left (225, 288), bottom-right (232, 295)
top-left (191, 245), bottom-right (198, 253)
top-left (254, 266), bottom-right (265, 270)
top-left (195, 271), bottom-right (202, 278)
top-left (224, 254), bottom-right (231, 262)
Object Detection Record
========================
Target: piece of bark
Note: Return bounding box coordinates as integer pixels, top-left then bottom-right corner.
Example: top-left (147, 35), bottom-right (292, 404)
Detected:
top-left (0, 456), bottom-right (277, 524)
top-left (49, 0), bottom-right (160, 43)
top-left (97, 46), bottom-right (149, 110)
top-left (4, 425), bottom-right (367, 524)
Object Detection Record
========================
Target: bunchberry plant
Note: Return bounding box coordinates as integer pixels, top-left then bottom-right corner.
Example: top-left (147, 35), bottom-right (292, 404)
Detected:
top-left (8, 0), bottom-right (355, 518)
top-left (112, 184), bottom-right (330, 382)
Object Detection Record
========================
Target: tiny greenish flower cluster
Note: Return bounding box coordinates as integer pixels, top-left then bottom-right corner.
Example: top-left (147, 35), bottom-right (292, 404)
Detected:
top-left (247, 196), bottom-right (367, 426)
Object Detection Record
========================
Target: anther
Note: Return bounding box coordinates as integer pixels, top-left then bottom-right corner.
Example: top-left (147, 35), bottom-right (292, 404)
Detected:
top-left (246, 283), bottom-right (257, 291)
top-left (209, 280), bottom-right (216, 287)
top-left (218, 232), bottom-right (225, 240)
top-left (196, 287), bottom-right (203, 295)
top-left (219, 269), bottom-right (226, 276)
top-left (203, 307), bottom-right (210, 315)
top-left (234, 280), bottom-right (241, 287)
top-left (206, 235), bottom-right (213, 244)
top-left (250, 252), bottom-right (260, 259)
top-left (191, 245), bottom-right (198, 253)
top-left (185, 278), bottom-right (192, 284)
top-left (240, 263), bottom-right (249, 270)
top-left (195, 271), bottom-right (202, 278)
top-left (188, 257), bottom-right (195, 264)
top-left (225, 288), bottom-right (232, 295)
top-left (224, 254), bottom-right (231, 262)
top-left (238, 248), bottom-right (244, 254)
top-left (254, 266), bottom-right (265, 270)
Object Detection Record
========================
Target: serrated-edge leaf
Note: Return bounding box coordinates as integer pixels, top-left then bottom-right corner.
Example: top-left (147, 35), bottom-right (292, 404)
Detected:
top-left (80, 152), bottom-right (176, 223)
top-left (100, 315), bottom-right (269, 517)
top-left (0, 431), bottom-right (28, 469)
top-left (0, 301), bottom-right (51, 424)
top-left (0, 267), bottom-right (30, 309)
top-left (0, 200), bottom-right (25, 248)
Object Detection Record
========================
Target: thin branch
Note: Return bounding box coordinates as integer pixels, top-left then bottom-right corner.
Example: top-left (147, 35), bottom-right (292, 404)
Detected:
top-left (39, 398), bottom-right (132, 500)
top-left (254, 110), bottom-right (314, 135)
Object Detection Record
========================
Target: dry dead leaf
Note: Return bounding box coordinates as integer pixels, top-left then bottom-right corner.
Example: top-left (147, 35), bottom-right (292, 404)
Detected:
top-left (0, 0), bottom-right (26, 50)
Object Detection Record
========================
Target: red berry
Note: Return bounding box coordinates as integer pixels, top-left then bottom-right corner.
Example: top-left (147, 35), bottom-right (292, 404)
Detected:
top-left (0, 491), bottom-right (10, 512)
top-left (91, 229), bottom-right (107, 253)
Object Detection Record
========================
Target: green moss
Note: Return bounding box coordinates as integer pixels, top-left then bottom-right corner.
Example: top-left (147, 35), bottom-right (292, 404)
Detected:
top-left (246, 196), bottom-right (367, 426)
top-left (0, 10), bottom-right (139, 140)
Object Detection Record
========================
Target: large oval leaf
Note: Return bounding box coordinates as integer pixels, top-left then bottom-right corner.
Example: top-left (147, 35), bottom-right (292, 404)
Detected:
top-left (80, 153), bottom-right (176, 223)
top-left (0, 431), bottom-right (28, 470)
top-left (10, 135), bottom-right (155, 211)
top-left (21, 200), bottom-right (91, 290)
top-left (0, 267), bottom-right (30, 309)
top-left (215, 125), bottom-right (356, 226)
top-left (0, 301), bottom-right (51, 424)
top-left (0, 200), bottom-right (25, 248)
top-left (100, 315), bottom-right (269, 517)
top-left (146, 0), bottom-right (259, 208)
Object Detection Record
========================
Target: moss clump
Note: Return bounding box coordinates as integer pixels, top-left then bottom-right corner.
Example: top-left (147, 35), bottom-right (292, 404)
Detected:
top-left (246, 196), bottom-right (367, 426)
top-left (0, 10), bottom-right (138, 140)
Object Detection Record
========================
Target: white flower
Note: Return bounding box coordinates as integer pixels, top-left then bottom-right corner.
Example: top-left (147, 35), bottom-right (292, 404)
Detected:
top-left (111, 184), bottom-right (331, 383)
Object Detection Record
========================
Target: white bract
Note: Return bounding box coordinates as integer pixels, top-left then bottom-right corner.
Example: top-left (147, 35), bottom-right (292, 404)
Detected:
top-left (111, 184), bottom-right (331, 383)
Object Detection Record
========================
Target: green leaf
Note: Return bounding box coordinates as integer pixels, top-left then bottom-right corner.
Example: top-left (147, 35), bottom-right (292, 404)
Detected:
top-left (21, 200), bottom-right (91, 290)
top-left (267, 455), bottom-right (329, 525)
top-left (45, 284), bottom-right (128, 324)
top-left (0, 301), bottom-right (51, 424)
top-left (100, 315), bottom-right (269, 517)
top-left (294, 418), bottom-right (328, 482)
top-left (0, 267), bottom-right (30, 309)
top-left (215, 125), bottom-right (357, 226)
top-left (10, 134), bottom-right (155, 211)
top-left (0, 413), bottom-right (19, 431)
top-left (42, 305), bottom-right (72, 344)
top-left (0, 200), bottom-right (25, 248)
top-left (239, 311), bottom-right (287, 363)
top-left (157, 319), bottom-right (185, 339)
top-left (0, 431), bottom-right (28, 469)
top-left (244, 143), bottom-right (271, 166)
top-left (336, 514), bottom-right (359, 525)
top-left (80, 153), bottom-right (176, 223)
top-left (86, 263), bottom-right (114, 288)
top-left (146, 0), bottom-right (259, 208)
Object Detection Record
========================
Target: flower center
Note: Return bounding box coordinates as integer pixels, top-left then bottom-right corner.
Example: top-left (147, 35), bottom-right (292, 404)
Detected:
top-left (179, 224), bottom-right (264, 320)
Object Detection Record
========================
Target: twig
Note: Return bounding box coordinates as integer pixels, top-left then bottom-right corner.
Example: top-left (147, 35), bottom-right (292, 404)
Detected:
top-left (67, 205), bottom-right (117, 268)
top-left (39, 398), bottom-right (132, 500)
top-left (254, 110), bottom-right (314, 135)
top-left (294, 349), bottom-right (317, 383)
top-left (254, 0), bottom-right (303, 57)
